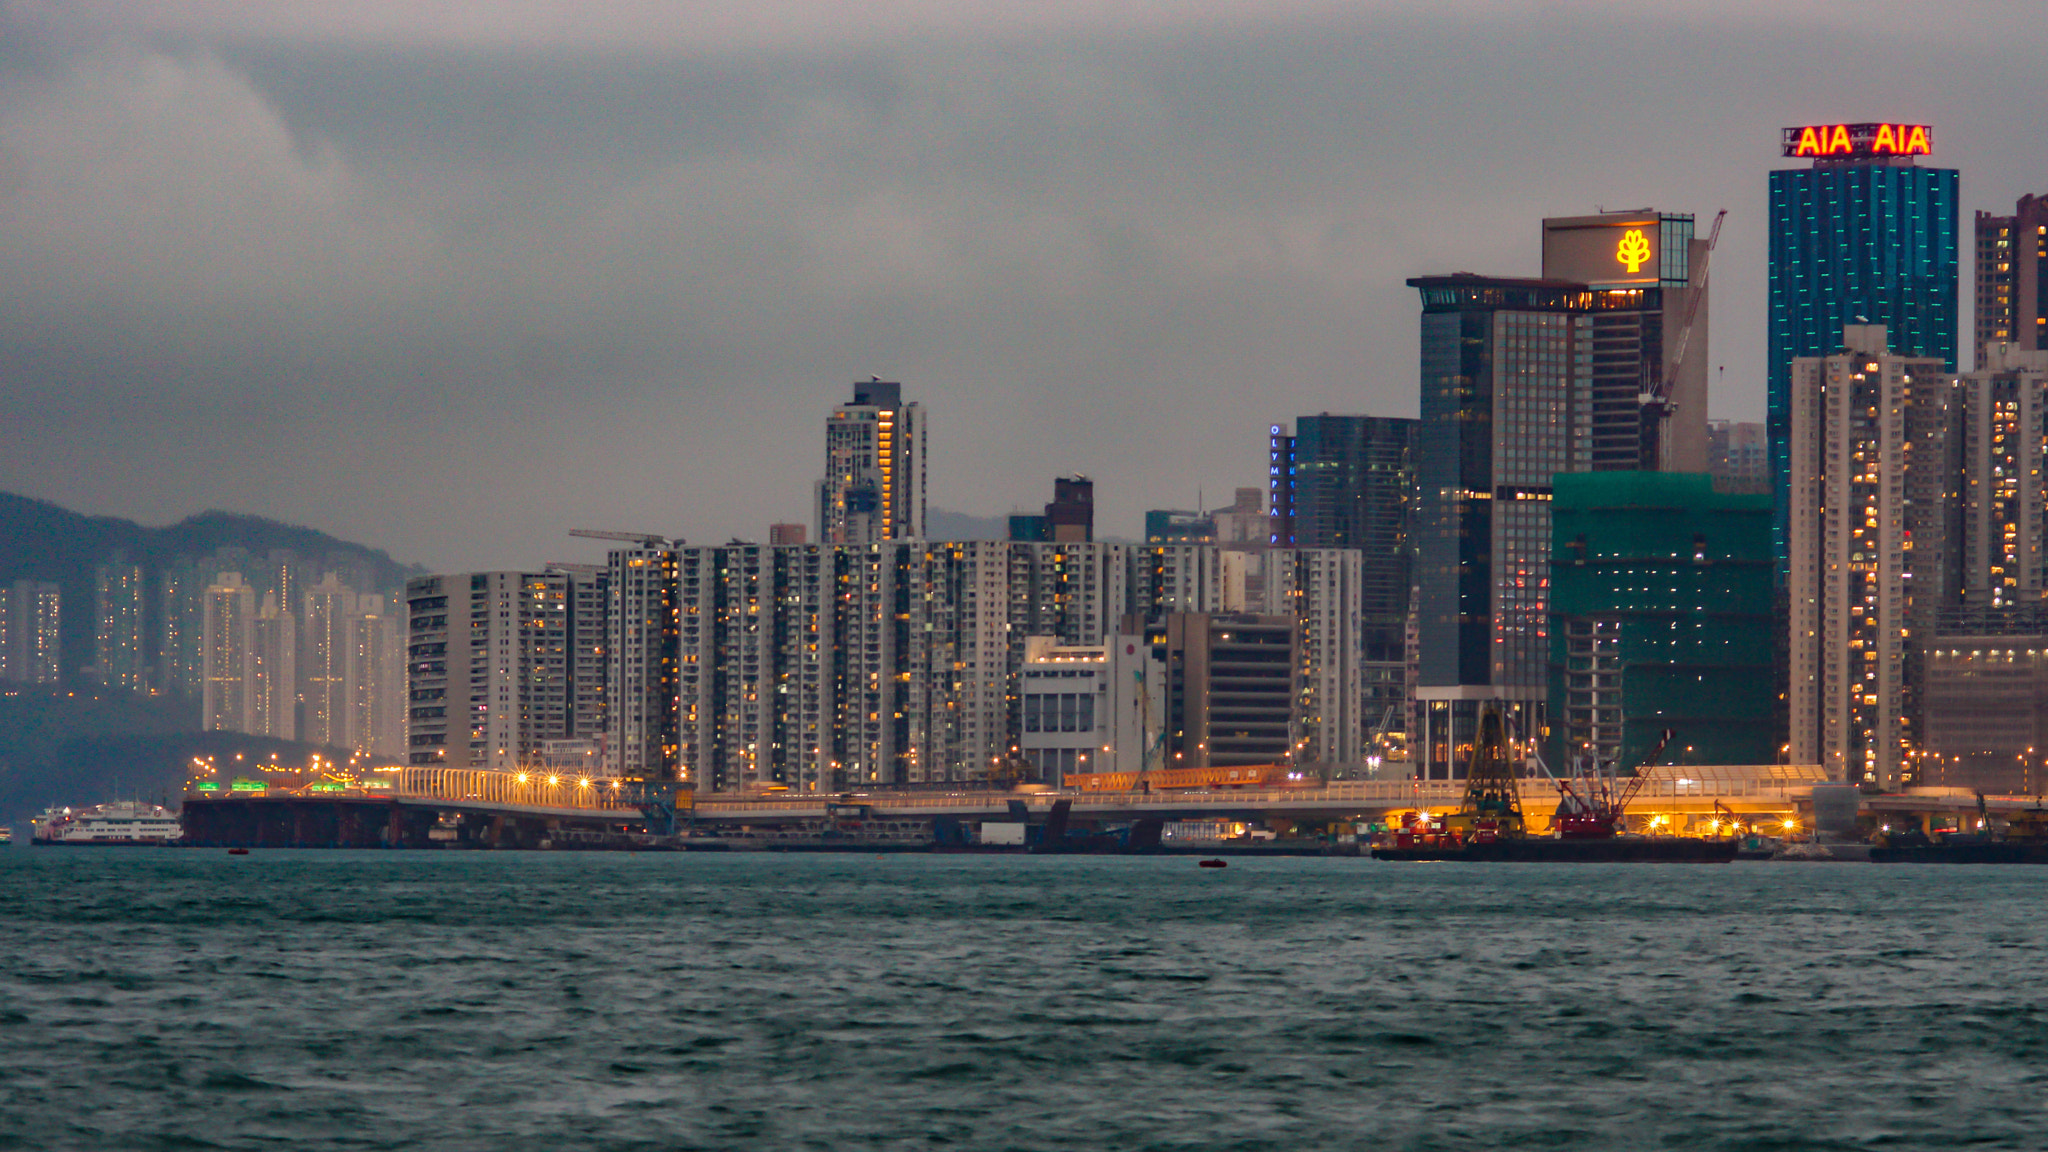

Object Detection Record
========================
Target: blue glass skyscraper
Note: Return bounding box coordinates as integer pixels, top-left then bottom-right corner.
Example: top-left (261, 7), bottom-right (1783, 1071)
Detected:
top-left (1767, 126), bottom-right (1958, 568)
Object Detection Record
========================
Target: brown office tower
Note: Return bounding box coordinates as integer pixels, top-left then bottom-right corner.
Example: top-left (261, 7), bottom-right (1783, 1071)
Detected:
top-left (1541, 210), bottom-right (1712, 474)
top-left (1046, 475), bottom-right (1094, 543)
top-left (1157, 612), bottom-right (1296, 769)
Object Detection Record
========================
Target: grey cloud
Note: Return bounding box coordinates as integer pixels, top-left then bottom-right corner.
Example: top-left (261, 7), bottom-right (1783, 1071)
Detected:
top-left (0, 5), bottom-right (2042, 570)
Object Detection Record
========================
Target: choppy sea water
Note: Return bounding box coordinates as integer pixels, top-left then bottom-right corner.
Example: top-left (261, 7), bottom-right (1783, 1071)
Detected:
top-left (4, 851), bottom-right (2046, 1152)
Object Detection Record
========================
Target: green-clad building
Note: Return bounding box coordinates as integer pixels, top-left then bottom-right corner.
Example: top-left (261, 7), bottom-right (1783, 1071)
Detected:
top-left (1548, 473), bottom-right (1775, 771)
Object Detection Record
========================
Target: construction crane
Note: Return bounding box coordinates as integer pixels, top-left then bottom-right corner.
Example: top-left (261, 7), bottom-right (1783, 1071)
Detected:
top-left (1547, 727), bottom-right (1675, 839)
top-left (569, 528), bottom-right (681, 548)
top-left (1638, 208), bottom-right (1726, 469)
top-left (1439, 707), bottom-right (1524, 844)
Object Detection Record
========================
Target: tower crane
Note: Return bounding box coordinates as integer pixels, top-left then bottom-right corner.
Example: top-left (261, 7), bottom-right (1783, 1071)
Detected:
top-left (569, 529), bottom-right (682, 548)
top-left (1638, 209), bottom-right (1726, 469)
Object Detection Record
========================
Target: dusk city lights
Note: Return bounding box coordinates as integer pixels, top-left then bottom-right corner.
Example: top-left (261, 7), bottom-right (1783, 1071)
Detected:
top-left (3, 4), bottom-right (2046, 1149)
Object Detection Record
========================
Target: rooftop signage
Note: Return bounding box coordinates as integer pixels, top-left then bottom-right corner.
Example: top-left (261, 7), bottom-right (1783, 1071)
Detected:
top-left (1541, 214), bottom-right (1664, 288)
top-left (1782, 123), bottom-right (1931, 158)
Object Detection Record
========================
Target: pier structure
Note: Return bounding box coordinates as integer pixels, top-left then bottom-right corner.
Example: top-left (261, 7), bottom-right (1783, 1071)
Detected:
top-left (177, 770), bottom-right (688, 849)
top-left (177, 763), bottom-right (2036, 847)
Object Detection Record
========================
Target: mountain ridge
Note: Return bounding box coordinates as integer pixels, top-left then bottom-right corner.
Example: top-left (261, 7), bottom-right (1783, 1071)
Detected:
top-left (0, 491), bottom-right (423, 678)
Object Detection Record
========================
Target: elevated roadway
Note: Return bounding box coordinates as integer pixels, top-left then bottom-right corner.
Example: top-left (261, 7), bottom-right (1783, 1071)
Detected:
top-left (182, 764), bottom-right (2033, 846)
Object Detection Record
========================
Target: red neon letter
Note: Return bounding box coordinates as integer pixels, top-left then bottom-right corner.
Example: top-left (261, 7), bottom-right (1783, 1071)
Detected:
top-left (1873, 124), bottom-right (1897, 153)
top-left (1828, 125), bottom-right (1852, 154)
top-left (1906, 125), bottom-right (1930, 154)
top-left (1795, 126), bottom-right (1821, 156)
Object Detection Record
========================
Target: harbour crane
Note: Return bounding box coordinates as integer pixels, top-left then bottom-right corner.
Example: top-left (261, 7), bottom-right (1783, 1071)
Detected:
top-left (1638, 208), bottom-right (1726, 469)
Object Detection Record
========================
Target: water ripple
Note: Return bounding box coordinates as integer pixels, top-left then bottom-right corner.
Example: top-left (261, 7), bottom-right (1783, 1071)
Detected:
top-left (4, 852), bottom-right (2046, 1150)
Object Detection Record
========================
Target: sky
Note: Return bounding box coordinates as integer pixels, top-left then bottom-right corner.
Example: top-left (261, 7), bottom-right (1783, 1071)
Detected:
top-left (1, 1), bottom-right (2042, 571)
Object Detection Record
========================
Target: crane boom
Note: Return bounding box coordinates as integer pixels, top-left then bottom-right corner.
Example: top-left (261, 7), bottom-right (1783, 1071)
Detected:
top-left (1660, 208), bottom-right (1725, 385)
top-left (1636, 209), bottom-right (1726, 469)
top-left (570, 528), bottom-right (678, 547)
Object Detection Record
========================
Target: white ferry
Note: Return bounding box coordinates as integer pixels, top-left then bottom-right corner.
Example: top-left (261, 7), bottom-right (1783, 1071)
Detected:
top-left (31, 802), bottom-right (183, 846)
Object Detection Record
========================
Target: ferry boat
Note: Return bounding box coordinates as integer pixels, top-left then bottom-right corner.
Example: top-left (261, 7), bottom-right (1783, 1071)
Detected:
top-left (31, 802), bottom-right (183, 846)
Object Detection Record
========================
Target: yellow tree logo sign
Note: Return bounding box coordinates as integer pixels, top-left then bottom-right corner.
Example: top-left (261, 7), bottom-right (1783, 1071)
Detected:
top-left (1616, 229), bottom-right (1653, 274)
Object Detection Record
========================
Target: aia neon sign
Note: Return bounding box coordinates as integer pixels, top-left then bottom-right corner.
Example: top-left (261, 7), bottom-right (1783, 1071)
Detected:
top-left (1782, 123), bottom-right (1931, 158)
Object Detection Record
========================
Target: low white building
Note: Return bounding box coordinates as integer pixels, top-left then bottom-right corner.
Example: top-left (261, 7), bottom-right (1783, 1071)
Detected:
top-left (1017, 635), bottom-right (1161, 785)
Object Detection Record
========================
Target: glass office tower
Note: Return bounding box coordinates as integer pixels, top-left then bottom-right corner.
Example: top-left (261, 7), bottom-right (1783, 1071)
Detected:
top-left (1267, 415), bottom-right (1417, 740)
top-left (1767, 128), bottom-right (1958, 570)
top-left (1407, 275), bottom-right (1604, 777)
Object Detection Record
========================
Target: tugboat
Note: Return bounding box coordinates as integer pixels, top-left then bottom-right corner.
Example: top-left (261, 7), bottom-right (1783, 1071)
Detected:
top-left (1371, 709), bottom-right (1735, 863)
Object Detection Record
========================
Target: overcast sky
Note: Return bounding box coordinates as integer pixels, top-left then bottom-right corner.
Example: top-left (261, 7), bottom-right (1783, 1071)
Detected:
top-left (1, 1), bottom-right (2041, 571)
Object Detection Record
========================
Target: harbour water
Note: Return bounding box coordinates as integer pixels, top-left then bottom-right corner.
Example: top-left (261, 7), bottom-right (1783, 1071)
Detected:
top-left (4, 851), bottom-right (2045, 1150)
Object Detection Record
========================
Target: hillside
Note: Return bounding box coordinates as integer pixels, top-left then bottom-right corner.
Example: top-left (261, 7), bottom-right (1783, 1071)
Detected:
top-left (0, 684), bottom-right (350, 824)
top-left (0, 491), bottom-right (422, 677)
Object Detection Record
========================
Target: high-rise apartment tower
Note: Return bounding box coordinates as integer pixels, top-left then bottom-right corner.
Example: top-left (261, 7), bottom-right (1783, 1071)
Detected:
top-left (818, 379), bottom-right (926, 544)
top-left (1786, 326), bottom-right (1951, 788)
top-left (1975, 192), bottom-right (2048, 366)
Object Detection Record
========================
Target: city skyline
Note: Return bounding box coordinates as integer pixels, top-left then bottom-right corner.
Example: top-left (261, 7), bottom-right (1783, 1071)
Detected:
top-left (0, 4), bottom-right (2042, 572)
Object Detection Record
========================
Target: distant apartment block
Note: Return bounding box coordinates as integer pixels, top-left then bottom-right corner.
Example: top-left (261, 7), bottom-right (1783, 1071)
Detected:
top-left (351, 595), bottom-right (407, 759)
top-left (158, 561), bottom-right (205, 697)
top-left (92, 562), bottom-right (147, 690)
top-left (300, 573), bottom-right (409, 758)
top-left (1975, 193), bottom-right (2047, 366)
top-left (0, 580), bottom-right (61, 685)
top-left (301, 574), bottom-right (355, 746)
top-left (249, 591), bottom-right (296, 741)
top-left (201, 573), bottom-right (255, 732)
top-left (1262, 549), bottom-right (1365, 769)
top-left (1707, 420), bottom-right (1768, 495)
top-left (606, 547), bottom-right (681, 780)
top-left (1919, 347), bottom-right (2048, 791)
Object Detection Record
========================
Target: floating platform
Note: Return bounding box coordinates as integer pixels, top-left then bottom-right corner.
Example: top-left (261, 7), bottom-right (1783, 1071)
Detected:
top-left (1371, 837), bottom-right (1738, 863)
top-left (1870, 842), bottom-right (2048, 864)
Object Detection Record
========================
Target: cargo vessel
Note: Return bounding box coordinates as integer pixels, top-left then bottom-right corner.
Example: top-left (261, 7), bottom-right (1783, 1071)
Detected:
top-left (31, 802), bottom-right (183, 846)
top-left (1371, 708), bottom-right (1734, 863)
